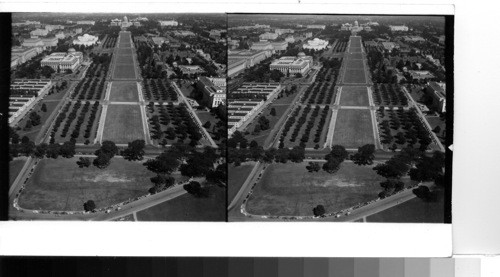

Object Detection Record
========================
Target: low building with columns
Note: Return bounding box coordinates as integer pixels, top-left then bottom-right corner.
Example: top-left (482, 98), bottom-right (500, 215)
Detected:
top-left (269, 52), bottom-right (312, 76)
top-left (40, 48), bottom-right (83, 72)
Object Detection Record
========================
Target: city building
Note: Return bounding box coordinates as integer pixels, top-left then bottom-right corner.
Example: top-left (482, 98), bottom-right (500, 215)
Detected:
top-left (42, 37), bottom-right (59, 47)
top-left (11, 47), bottom-right (41, 65)
top-left (271, 41), bottom-right (289, 52)
top-left (22, 38), bottom-right (45, 48)
top-left (30, 28), bottom-right (49, 37)
top-left (302, 38), bottom-right (328, 50)
top-left (76, 20), bottom-right (95, 25)
top-left (274, 28), bottom-right (295, 35)
top-left (232, 83), bottom-right (281, 98)
top-left (159, 20), bottom-right (178, 26)
top-left (269, 53), bottom-right (312, 75)
top-left (402, 36), bottom-right (426, 42)
top-left (10, 79), bottom-right (53, 124)
top-left (151, 36), bottom-right (168, 46)
top-left (40, 48), bottom-right (83, 71)
top-left (389, 25), bottom-right (409, 32)
top-left (209, 29), bottom-right (226, 41)
top-left (306, 24), bottom-right (326, 29)
top-left (197, 76), bottom-right (226, 108)
top-left (178, 65), bottom-right (205, 75)
top-left (381, 42), bottom-right (398, 52)
top-left (284, 35), bottom-right (295, 43)
top-left (171, 30), bottom-right (196, 37)
top-left (44, 24), bottom-right (64, 31)
top-left (409, 70), bottom-right (435, 81)
top-left (250, 41), bottom-right (274, 51)
top-left (229, 49), bottom-right (270, 68)
top-left (425, 81), bottom-right (446, 113)
top-left (228, 99), bottom-right (264, 135)
top-left (54, 31), bottom-right (66, 39)
top-left (228, 58), bottom-right (247, 78)
top-left (72, 34), bottom-right (98, 46)
top-left (259, 32), bottom-right (279, 40)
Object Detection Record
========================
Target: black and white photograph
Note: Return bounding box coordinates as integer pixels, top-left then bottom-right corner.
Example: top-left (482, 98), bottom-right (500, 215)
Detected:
top-left (6, 13), bottom-right (227, 221)
top-left (227, 14), bottom-right (452, 223)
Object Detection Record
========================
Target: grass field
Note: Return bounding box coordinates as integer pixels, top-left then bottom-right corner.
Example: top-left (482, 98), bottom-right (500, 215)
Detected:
top-left (343, 69), bottom-right (367, 84)
top-left (9, 158), bottom-right (27, 187)
top-left (348, 53), bottom-right (364, 59)
top-left (16, 100), bottom-right (60, 142)
top-left (366, 187), bottom-right (445, 223)
top-left (136, 184), bottom-right (226, 221)
top-left (339, 86), bottom-right (369, 106)
top-left (245, 162), bottom-right (386, 216)
top-left (346, 59), bottom-right (364, 69)
top-left (117, 48), bottom-right (133, 55)
top-left (115, 54), bottom-right (134, 64)
top-left (228, 162), bottom-right (256, 202)
top-left (113, 64), bottom-right (136, 79)
top-left (102, 104), bottom-right (144, 144)
top-left (332, 109), bottom-right (374, 148)
top-left (109, 81), bottom-right (139, 102)
top-left (119, 32), bottom-right (131, 44)
top-left (17, 157), bottom-right (156, 211)
top-left (348, 47), bottom-right (362, 53)
top-left (349, 37), bottom-right (362, 48)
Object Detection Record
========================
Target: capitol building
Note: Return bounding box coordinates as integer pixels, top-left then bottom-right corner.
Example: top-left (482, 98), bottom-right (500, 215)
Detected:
top-left (302, 38), bottom-right (328, 50)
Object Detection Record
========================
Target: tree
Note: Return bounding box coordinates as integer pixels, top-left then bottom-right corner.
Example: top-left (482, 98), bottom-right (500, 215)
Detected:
top-left (322, 157), bottom-right (342, 173)
top-left (253, 124), bottom-right (261, 134)
top-left (21, 136), bottom-right (30, 144)
top-left (326, 145), bottom-right (348, 162)
top-left (249, 140), bottom-right (259, 149)
top-left (83, 200), bottom-right (96, 212)
top-left (351, 144), bottom-right (376, 165)
top-left (149, 174), bottom-right (175, 194)
top-left (183, 181), bottom-right (209, 197)
top-left (60, 141), bottom-right (76, 158)
top-left (95, 140), bottom-right (118, 158)
top-left (93, 152), bottom-right (112, 169)
top-left (288, 146), bottom-right (305, 163)
top-left (203, 121), bottom-right (212, 129)
top-left (24, 119), bottom-right (33, 130)
top-left (270, 107), bottom-right (277, 116)
top-left (433, 125), bottom-right (441, 134)
top-left (143, 152), bottom-right (180, 174)
top-left (313, 205), bottom-right (326, 217)
top-left (41, 103), bottom-right (47, 112)
top-left (33, 143), bottom-right (48, 158)
top-left (41, 66), bottom-right (55, 78)
top-left (45, 143), bottom-right (60, 159)
top-left (121, 139), bottom-right (146, 161)
top-left (77, 157), bottom-right (92, 168)
top-left (296, 73), bottom-right (303, 78)
top-left (306, 162), bottom-right (321, 172)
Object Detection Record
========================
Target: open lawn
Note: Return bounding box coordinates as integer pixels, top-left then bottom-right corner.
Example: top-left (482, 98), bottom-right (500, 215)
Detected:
top-left (348, 47), bottom-right (362, 53)
top-left (9, 158), bottom-right (27, 187)
top-left (228, 162), bottom-right (255, 202)
top-left (117, 48), bottom-right (133, 55)
top-left (343, 69), bottom-right (367, 84)
top-left (119, 32), bottom-right (131, 44)
top-left (16, 100), bottom-right (60, 142)
top-left (115, 54), bottom-right (134, 65)
top-left (349, 37), bottom-right (362, 48)
top-left (332, 109), bottom-right (374, 148)
top-left (339, 86), bottom-right (369, 106)
top-left (245, 162), bottom-right (386, 216)
top-left (102, 104), bottom-right (144, 144)
top-left (113, 64), bottom-right (137, 79)
top-left (109, 81), bottom-right (139, 102)
top-left (366, 187), bottom-right (445, 223)
top-left (348, 53), bottom-right (364, 59)
top-left (136, 184), bottom-right (226, 221)
top-left (17, 157), bottom-right (156, 211)
top-left (346, 59), bottom-right (364, 69)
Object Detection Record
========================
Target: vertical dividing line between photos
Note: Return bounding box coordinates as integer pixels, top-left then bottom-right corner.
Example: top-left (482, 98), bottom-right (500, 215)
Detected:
top-left (225, 12), bottom-right (230, 223)
top-left (444, 15), bottom-right (454, 224)
top-left (0, 13), bottom-right (13, 221)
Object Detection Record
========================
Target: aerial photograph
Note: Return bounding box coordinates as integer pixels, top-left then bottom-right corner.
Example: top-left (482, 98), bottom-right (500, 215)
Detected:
top-left (227, 14), bottom-right (451, 222)
top-left (8, 13), bottom-right (227, 221)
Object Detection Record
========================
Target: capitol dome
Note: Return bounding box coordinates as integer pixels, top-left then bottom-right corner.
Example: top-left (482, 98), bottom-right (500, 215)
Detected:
top-left (298, 52), bottom-right (306, 57)
top-left (68, 48), bottom-right (76, 53)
